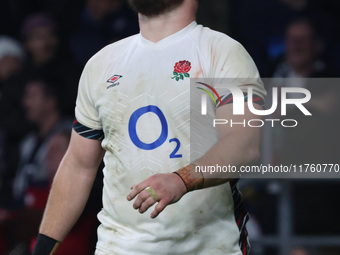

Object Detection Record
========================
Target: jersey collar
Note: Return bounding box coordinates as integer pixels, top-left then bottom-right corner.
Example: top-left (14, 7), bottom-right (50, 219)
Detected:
top-left (138, 21), bottom-right (197, 48)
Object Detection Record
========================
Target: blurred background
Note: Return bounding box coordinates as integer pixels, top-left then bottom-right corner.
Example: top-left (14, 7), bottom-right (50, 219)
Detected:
top-left (0, 0), bottom-right (339, 254)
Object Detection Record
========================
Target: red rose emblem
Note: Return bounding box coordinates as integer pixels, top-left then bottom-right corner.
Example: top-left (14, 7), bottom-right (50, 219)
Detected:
top-left (172, 60), bottom-right (191, 81)
top-left (174, 60), bottom-right (191, 73)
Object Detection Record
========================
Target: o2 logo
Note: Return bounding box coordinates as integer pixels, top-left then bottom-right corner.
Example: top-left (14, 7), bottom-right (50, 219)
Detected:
top-left (128, 105), bottom-right (182, 159)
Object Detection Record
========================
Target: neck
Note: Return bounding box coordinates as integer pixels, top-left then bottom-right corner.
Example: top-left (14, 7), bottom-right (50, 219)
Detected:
top-left (39, 111), bottom-right (60, 137)
top-left (139, 0), bottom-right (197, 42)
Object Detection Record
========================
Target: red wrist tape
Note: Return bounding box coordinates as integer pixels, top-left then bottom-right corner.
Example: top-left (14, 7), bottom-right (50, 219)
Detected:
top-left (173, 164), bottom-right (204, 192)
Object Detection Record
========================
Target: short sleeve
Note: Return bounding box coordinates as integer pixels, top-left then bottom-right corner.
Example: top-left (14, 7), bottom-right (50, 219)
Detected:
top-left (75, 60), bottom-right (102, 130)
top-left (211, 39), bottom-right (267, 103)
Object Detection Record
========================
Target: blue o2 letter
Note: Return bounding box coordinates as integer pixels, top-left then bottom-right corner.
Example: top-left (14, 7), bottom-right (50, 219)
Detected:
top-left (128, 105), bottom-right (168, 150)
top-left (169, 138), bottom-right (182, 158)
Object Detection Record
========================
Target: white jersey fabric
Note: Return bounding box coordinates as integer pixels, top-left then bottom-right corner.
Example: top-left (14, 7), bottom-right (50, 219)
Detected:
top-left (75, 21), bottom-right (266, 255)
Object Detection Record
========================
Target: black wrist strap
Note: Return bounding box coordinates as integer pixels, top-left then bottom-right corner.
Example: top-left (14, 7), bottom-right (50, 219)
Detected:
top-left (32, 233), bottom-right (61, 255)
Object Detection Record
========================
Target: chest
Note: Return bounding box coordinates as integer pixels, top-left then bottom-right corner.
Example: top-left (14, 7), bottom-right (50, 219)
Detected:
top-left (93, 46), bottom-right (204, 129)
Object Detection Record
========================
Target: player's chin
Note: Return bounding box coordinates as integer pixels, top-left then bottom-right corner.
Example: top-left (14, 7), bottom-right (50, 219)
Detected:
top-left (128, 0), bottom-right (184, 17)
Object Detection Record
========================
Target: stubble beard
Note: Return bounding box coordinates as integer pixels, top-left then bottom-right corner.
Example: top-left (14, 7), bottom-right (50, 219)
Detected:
top-left (128, 0), bottom-right (185, 17)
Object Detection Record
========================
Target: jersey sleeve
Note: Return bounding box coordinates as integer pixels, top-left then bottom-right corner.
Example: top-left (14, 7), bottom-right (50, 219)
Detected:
top-left (211, 38), bottom-right (266, 105)
top-left (75, 59), bottom-right (102, 130)
top-left (218, 92), bottom-right (265, 108)
top-left (73, 119), bottom-right (104, 140)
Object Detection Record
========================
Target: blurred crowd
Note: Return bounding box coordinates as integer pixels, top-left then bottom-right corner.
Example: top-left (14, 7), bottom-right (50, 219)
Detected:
top-left (0, 0), bottom-right (340, 254)
top-left (0, 0), bottom-right (138, 254)
top-left (230, 2), bottom-right (340, 255)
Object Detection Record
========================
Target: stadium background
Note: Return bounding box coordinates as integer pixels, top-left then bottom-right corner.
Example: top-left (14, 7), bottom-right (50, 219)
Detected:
top-left (1, 0), bottom-right (340, 254)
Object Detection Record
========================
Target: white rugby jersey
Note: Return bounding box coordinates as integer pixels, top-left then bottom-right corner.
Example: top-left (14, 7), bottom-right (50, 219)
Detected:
top-left (75, 21), bottom-right (266, 255)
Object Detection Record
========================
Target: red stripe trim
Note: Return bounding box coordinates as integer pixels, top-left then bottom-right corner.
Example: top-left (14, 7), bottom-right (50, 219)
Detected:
top-left (252, 96), bottom-right (263, 102)
top-left (223, 96), bottom-right (234, 105)
top-left (237, 210), bottom-right (246, 226)
top-left (243, 239), bottom-right (247, 255)
top-left (222, 95), bottom-right (263, 106)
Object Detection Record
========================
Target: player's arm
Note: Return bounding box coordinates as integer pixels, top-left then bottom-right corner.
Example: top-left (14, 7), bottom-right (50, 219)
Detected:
top-left (194, 102), bottom-right (263, 184)
top-left (127, 102), bottom-right (263, 218)
top-left (33, 129), bottom-right (104, 254)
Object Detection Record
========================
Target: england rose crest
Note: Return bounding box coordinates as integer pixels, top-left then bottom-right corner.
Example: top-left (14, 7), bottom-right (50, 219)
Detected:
top-left (172, 60), bottom-right (191, 81)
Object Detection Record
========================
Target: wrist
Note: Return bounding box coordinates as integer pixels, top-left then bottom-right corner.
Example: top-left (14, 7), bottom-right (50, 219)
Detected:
top-left (32, 233), bottom-right (61, 255)
top-left (173, 164), bottom-right (204, 192)
top-left (171, 172), bottom-right (187, 195)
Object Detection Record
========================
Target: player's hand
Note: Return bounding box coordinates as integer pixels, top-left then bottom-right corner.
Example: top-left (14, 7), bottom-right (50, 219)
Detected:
top-left (127, 173), bottom-right (187, 218)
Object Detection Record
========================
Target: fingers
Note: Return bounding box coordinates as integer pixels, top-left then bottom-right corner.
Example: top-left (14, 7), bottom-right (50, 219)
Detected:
top-left (138, 197), bottom-right (157, 214)
top-left (129, 185), bottom-right (164, 217)
top-left (127, 183), bottom-right (146, 201)
top-left (132, 190), bottom-right (149, 209)
top-left (150, 200), bottom-right (167, 219)
top-left (133, 189), bottom-right (168, 218)
top-left (131, 189), bottom-right (158, 215)
top-left (127, 174), bottom-right (181, 218)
